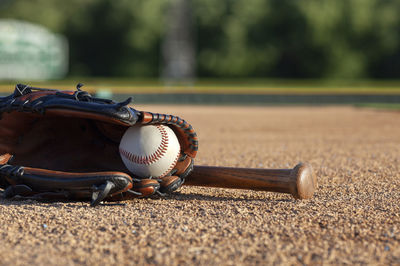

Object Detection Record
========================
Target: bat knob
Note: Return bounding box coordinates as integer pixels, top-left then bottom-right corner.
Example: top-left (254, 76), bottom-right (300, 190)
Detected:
top-left (291, 163), bottom-right (317, 199)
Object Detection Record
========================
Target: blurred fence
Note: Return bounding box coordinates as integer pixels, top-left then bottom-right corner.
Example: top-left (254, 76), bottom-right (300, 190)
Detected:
top-left (94, 93), bottom-right (400, 105)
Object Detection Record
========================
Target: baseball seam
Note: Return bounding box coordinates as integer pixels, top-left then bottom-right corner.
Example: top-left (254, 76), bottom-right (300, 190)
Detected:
top-left (119, 125), bottom-right (169, 165)
top-left (159, 152), bottom-right (180, 179)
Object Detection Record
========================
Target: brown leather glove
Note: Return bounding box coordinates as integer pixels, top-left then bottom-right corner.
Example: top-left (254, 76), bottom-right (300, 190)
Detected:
top-left (0, 84), bottom-right (198, 206)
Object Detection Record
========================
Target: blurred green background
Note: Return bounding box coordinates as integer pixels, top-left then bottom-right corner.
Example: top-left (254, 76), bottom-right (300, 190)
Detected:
top-left (1, 0), bottom-right (400, 111)
top-left (1, 0), bottom-right (400, 80)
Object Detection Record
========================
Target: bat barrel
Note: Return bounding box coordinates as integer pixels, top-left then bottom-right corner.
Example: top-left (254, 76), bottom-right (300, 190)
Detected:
top-left (185, 163), bottom-right (317, 199)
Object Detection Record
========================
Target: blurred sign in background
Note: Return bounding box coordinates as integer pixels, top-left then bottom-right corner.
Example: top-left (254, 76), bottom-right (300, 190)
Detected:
top-left (0, 0), bottom-right (399, 81)
top-left (0, 19), bottom-right (68, 80)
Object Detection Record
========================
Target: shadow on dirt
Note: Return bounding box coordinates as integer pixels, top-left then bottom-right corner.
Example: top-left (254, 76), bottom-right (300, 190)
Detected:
top-left (0, 190), bottom-right (293, 207)
top-left (168, 191), bottom-right (293, 203)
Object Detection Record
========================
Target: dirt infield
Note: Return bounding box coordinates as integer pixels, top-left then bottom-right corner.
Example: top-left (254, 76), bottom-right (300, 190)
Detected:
top-left (0, 105), bottom-right (399, 265)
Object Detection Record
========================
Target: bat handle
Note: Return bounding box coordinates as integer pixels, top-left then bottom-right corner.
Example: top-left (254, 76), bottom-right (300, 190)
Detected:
top-left (185, 163), bottom-right (317, 199)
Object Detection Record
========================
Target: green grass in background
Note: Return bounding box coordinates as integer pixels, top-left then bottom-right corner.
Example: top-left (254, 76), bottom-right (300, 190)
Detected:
top-left (354, 103), bottom-right (400, 110)
top-left (1, 78), bottom-right (400, 94)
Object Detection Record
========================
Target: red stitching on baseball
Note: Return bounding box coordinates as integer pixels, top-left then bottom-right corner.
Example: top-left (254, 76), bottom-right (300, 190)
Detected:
top-left (120, 125), bottom-right (170, 165)
top-left (160, 152), bottom-right (180, 178)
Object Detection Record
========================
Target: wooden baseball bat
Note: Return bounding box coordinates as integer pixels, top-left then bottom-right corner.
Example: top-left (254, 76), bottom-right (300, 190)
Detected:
top-left (184, 163), bottom-right (317, 199)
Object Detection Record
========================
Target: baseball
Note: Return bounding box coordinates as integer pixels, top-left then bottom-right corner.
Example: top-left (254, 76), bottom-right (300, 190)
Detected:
top-left (119, 124), bottom-right (181, 178)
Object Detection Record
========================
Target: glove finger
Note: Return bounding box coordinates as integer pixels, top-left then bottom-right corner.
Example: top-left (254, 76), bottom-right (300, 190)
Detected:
top-left (108, 179), bottom-right (160, 201)
top-left (1, 164), bottom-right (135, 205)
top-left (159, 175), bottom-right (183, 194)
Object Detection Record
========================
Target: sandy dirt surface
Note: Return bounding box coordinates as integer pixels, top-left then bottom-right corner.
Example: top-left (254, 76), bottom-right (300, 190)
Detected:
top-left (0, 105), bottom-right (399, 265)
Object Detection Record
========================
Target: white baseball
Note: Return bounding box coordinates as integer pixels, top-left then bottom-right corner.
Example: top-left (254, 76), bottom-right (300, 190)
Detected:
top-left (119, 124), bottom-right (181, 178)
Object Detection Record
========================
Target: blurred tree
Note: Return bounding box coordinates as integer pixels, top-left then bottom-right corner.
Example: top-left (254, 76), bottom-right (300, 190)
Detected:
top-left (63, 0), bottom-right (168, 77)
top-left (299, 0), bottom-right (400, 79)
top-left (0, 0), bottom-right (167, 77)
top-left (0, 0), bottom-right (399, 79)
top-left (193, 0), bottom-right (327, 78)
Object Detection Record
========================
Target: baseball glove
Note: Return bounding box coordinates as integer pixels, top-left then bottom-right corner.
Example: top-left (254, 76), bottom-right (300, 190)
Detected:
top-left (0, 84), bottom-right (198, 206)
